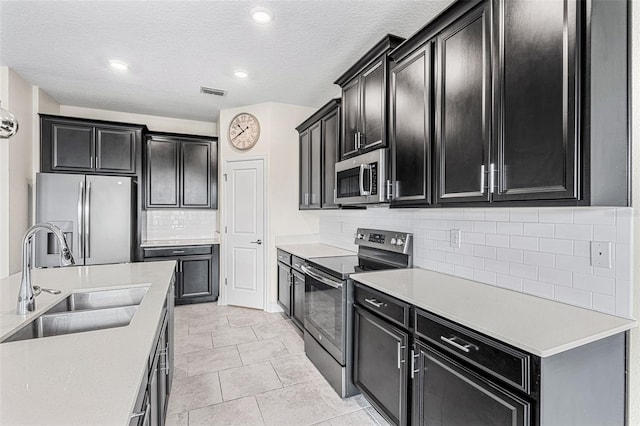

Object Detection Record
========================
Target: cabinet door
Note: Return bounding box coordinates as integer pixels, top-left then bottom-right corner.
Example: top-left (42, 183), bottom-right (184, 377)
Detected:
top-left (292, 270), bottom-right (305, 328)
top-left (436, 2), bottom-right (492, 204)
top-left (354, 306), bottom-right (409, 426)
top-left (181, 141), bottom-right (212, 208)
top-left (299, 130), bottom-right (310, 209)
top-left (178, 256), bottom-right (213, 300)
top-left (341, 77), bottom-right (360, 159)
top-left (492, 0), bottom-right (578, 201)
top-left (412, 341), bottom-right (531, 426)
top-left (309, 122), bottom-right (322, 209)
top-left (50, 122), bottom-right (95, 171)
top-left (390, 44), bottom-right (432, 205)
top-left (95, 127), bottom-right (136, 174)
top-left (277, 263), bottom-right (292, 316)
top-left (321, 108), bottom-right (340, 208)
top-left (146, 138), bottom-right (179, 208)
top-left (360, 59), bottom-right (386, 151)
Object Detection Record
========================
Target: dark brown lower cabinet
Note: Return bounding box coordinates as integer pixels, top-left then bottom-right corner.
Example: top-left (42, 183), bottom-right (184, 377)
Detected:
top-left (292, 270), bottom-right (305, 329)
top-left (143, 245), bottom-right (219, 305)
top-left (353, 305), bottom-right (409, 426)
top-left (277, 261), bottom-right (292, 315)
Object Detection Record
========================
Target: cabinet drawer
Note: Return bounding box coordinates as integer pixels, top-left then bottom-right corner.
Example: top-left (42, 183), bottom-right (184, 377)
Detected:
top-left (354, 283), bottom-right (410, 329)
top-left (143, 245), bottom-right (212, 258)
top-left (291, 256), bottom-right (305, 272)
top-left (277, 249), bottom-right (292, 266)
top-left (414, 309), bottom-right (531, 394)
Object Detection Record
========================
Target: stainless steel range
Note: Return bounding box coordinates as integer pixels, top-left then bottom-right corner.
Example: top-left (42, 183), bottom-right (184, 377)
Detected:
top-left (301, 228), bottom-right (413, 398)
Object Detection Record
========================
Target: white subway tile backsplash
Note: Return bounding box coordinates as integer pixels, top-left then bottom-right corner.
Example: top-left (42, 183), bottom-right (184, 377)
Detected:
top-left (554, 286), bottom-right (592, 309)
top-left (497, 248), bottom-right (523, 263)
top-left (497, 222), bottom-right (523, 236)
top-left (145, 210), bottom-right (217, 240)
top-left (539, 267), bottom-right (572, 287)
top-left (510, 235), bottom-right (539, 251)
top-left (539, 208), bottom-right (573, 224)
top-left (523, 223), bottom-right (555, 238)
top-left (573, 273), bottom-right (614, 295)
top-left (539, 238), bottom-right (573, 255)
top-left (523, 251), bottom-right (554, 268)
top-left (317, 206), bottom-right (633, 318)
top-left (509, 263), bottom-right (538, 280)
top-left (555, 224), bottom-right (593, 241)
top-left (523, 279), bottom-right (554, 299)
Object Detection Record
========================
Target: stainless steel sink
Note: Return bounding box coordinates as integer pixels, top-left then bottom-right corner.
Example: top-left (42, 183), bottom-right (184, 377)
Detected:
top-left (2, 305), bottom-right (138, 343)
top-left (46, 286), bottom-right (149, 313)
top-left (1, 286), bottom-right (149, 343)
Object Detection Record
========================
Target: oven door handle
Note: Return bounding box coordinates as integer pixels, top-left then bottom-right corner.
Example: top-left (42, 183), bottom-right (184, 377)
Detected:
top-left (300, 264), bottom-right (343, 289)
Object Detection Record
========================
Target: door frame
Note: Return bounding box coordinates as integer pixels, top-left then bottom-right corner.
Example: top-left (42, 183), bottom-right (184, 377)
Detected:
top-left (220, 155), bottom-right (269, 310)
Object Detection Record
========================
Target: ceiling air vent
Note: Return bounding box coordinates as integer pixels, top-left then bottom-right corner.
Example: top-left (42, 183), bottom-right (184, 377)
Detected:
top-left (200, 86), bottom-right (227, 96)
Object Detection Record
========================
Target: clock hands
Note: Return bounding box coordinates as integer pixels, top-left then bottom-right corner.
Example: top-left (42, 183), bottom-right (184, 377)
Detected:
top-left (232, 124), bottom-right (249, 141)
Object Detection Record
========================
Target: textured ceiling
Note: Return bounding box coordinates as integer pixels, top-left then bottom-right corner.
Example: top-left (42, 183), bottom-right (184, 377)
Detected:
top-left (0, 0), bottom-right (454, 122)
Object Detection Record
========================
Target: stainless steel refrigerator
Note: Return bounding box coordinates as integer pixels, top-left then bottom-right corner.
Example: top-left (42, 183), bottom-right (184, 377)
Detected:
top-left (35, 172), bottom-right (134, 267)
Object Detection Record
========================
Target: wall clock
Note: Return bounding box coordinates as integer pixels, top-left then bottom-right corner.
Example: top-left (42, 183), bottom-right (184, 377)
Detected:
top-left (228, 112), bottom-right (260, 150)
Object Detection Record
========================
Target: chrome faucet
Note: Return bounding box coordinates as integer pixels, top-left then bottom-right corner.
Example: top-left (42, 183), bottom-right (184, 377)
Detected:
top-left (17, 223), bottom-right (75, 315)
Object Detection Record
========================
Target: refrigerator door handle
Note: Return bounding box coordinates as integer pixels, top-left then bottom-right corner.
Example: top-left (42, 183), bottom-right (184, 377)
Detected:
top-left (85, 181), bottom-right (91, 259)
top-left (78, 181), bottom-right (84, 258)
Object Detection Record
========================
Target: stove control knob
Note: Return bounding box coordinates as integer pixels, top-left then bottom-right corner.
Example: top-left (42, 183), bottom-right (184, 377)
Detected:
top-left (356, 233), bottom-right (364, 240)
top-left (390, 238), bottom-right (397, 245)
top-left (396, 239), bottom-right (405, 246)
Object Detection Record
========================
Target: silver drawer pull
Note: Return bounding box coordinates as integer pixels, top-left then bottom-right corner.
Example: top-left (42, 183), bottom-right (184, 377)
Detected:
top-left (364, 298), bottom-right (384, 308)
top-left (172, 250), bottom-right (185, 254)
top-left (440, 335), bottom-right (478, 353)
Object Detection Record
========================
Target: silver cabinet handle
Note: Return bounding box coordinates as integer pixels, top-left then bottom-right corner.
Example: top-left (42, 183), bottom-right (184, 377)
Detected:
top-left (480, 164), bottom-right (485, 194)
top-left (85, 181), bottom-right (91, 258)
top-left (78, 181), bottom-right (84, 258)
top-left (411, 349), bottom-right (419, 379)
top-left (172, 250), bottom-right (185, 254)
top-left (354, 133), bottom-right (359, 150)
top-left (90, 156), bottom-right (94, 169)
top-left (250, 239), bottom-right (262, 245)
top-left (440, 335), bottom-right (478, 353)
top-left (130, 402), bottom-right (150, 419)
top-left (490, 163), bottom-right (496, 194)
top-left (397, 342), bottom-right (406, 369)
top-left (304, 193), bottom-right (309, 206)
top-left (364, 298), bottom-right (384, 308)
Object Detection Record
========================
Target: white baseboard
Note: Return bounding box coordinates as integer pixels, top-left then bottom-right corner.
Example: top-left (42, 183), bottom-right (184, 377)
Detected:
top-left (266, 302), bottom-right (284, 313)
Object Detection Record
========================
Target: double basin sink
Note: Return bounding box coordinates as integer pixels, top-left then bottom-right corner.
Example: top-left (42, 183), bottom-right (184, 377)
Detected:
top-left (2, 286), bottom-right (149, 343)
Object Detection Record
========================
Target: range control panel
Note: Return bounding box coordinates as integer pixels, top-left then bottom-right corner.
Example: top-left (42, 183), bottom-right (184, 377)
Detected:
top-left (355, 228), bottom-right (413, 254)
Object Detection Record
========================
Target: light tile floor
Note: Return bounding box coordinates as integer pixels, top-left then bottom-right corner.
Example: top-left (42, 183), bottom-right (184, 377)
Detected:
top-left (166, 302), bottom-right (390, 426)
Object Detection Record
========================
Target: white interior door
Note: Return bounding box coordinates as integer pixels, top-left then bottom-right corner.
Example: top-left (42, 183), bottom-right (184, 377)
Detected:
top-left (224, 158), bottom-right (265, 309)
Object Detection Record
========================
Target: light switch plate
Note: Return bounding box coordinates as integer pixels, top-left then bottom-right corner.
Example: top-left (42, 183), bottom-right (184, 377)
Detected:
top-left (590, 241), bottom-right (612, 268)
top-left (450, 229), bottom-right (461, 248)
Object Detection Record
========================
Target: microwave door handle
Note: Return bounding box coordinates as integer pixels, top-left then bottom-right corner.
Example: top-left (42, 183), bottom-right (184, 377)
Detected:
top-left (359, 164), bottom-right (366, 196)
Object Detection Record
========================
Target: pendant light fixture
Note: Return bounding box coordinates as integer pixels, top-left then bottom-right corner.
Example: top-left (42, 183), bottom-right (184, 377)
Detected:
top-left (0, 101), bottom-right (19, 139)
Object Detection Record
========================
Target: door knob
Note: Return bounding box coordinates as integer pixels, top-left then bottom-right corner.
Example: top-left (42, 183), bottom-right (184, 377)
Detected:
top-left (250, 239), bottom-right (263, 245)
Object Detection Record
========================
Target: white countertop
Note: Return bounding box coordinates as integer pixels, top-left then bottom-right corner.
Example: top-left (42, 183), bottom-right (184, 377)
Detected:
top-left (276, 243), bottom-right (355, 259)
top-left (0, 261), bottom-right (176, 425)
top-left (351, 268), bottom-right (637, 358)
top-left (141, 236), bottom-right (220, 247)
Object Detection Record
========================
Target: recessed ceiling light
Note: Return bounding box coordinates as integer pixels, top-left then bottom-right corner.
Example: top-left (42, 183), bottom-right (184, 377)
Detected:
top-left (234, 70), bottom-right (249, 79)
top-left (109, 60), bottom-right (129, 72)
top-left (250, 7), bottom-right (273, 24)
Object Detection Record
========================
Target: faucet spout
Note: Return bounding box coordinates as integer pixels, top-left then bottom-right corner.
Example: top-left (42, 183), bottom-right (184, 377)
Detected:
top-left (17, 223), bottom-right (75, 315)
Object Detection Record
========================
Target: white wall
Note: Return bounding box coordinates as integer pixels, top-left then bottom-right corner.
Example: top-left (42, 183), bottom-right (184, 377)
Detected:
top-left (218, 102), bottom-right (319, 311)
top-left (59, 105), bottom-right (217, 137)
top-left (628, 1), bottom-right (640, 422)
top-left (0, 67), bottom-right (9, 278)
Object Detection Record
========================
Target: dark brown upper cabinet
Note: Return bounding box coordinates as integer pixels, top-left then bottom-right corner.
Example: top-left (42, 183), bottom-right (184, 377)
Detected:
top-left (40, 115), bottom-right (143, 176)
top-left (491, 0), bottom-right (578, 202)
top-left (389, 43), bottom-right (433, 207)
top-left (335, 35), bottom-right (404, 160)
top-left (435, 2), bottom-right (492, 205)
top-left (297, 99), bottom-right (341, 210)
top-left (145, 133), bottom-right (218, 209)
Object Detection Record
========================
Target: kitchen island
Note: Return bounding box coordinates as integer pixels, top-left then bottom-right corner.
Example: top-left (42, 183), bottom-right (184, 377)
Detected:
top-left (0, 261), bottom-right (176, 425)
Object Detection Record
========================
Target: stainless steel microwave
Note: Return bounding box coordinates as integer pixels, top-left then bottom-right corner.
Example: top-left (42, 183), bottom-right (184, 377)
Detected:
top-left (335, 148), bottom-right (389, 205)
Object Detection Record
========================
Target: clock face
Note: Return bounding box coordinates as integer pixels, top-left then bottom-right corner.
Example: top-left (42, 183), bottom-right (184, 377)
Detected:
top-left (228, 113), bottom-right (260, 150)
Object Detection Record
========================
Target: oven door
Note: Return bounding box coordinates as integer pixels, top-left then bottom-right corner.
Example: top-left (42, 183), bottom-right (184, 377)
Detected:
top-left (335, 148), bottom-right (388, 205)
top-left (302, 264), bottom-right (346, 365)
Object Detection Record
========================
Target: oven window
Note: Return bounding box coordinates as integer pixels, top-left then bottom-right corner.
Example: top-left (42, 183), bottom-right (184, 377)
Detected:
top-left (336, 168), bottom-right (360, 198)
top-left (305, 277), bottom-right (343, 351)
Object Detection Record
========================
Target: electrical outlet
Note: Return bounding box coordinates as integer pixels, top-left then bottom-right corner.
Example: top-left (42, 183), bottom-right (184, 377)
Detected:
top-left (450, 229), bottom-right (461, 248)
top-left (590, 241), bottom-right (612, 268)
